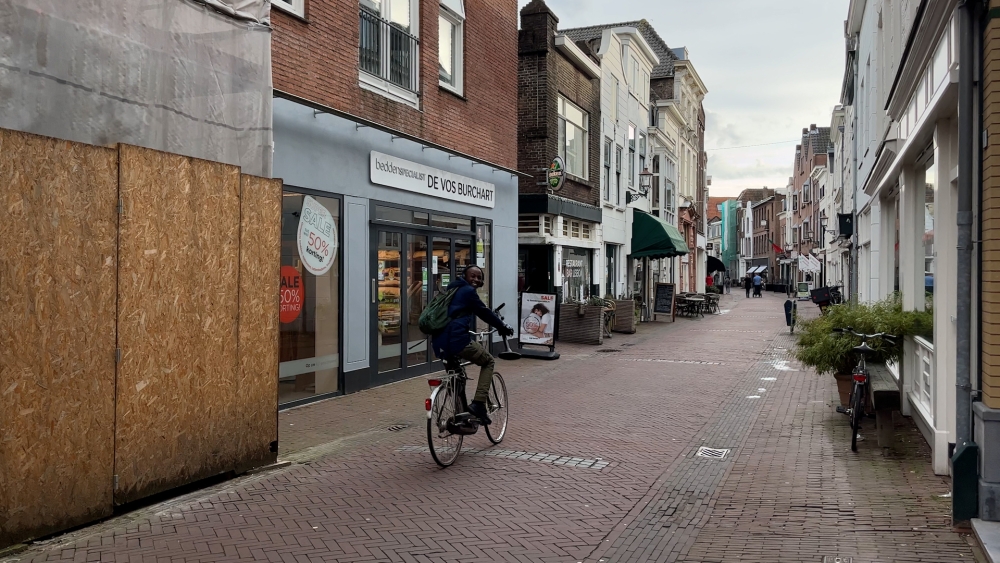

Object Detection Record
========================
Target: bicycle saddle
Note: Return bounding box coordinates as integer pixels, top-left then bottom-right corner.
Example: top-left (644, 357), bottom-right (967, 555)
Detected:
top-left (852, 342), bottom-right (875, 354)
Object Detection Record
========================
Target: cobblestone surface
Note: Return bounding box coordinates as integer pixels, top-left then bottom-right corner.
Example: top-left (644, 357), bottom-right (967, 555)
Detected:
top-left (3, 292), bottom-right (974, 562)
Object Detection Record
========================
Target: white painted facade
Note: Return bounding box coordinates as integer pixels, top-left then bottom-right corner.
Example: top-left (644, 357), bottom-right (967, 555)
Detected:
top-left (591, 27), bottom-right (657, 299)
top-left (846, 0), bottom-right (966, 474)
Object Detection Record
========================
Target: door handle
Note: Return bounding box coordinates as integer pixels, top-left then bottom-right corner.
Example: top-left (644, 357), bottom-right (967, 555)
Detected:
top-left (372, 279), bottom-right (377, 303)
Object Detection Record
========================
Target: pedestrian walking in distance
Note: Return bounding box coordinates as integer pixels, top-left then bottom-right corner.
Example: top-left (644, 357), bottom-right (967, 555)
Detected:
top-left (744, 275), bottom-right (752, 298)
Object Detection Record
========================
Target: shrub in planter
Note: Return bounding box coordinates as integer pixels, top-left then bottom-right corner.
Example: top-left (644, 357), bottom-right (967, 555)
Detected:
top-left (705, 286), bottom-right (722, 294)
top-left (794, 295), bottom-right (932, 404)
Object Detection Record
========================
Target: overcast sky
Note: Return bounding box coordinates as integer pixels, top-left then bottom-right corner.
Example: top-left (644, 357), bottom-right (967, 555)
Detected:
top-left (516, 0), bottom-right (849, 198)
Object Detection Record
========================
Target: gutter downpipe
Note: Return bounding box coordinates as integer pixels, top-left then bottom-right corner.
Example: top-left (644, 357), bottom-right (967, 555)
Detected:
top-left (850, 43), bottom-right (860, 304)
top-left (952, 0), bottom-right (978, 525)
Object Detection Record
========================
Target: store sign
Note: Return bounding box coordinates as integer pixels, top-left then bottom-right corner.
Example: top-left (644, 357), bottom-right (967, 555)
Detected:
top-left (547, 156), bottom-right (565, 191)
top-left (297, 195), bottom-right (338, 276)
top-left (279, 266), bottom-right (304, 324)
top-left (370, 151), bottom-right (496, 209)
top-left (520, 293), bottom-right (556, 346)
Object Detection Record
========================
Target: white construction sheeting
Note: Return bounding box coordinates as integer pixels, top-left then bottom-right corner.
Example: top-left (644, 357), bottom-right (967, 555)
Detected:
top-left (0, 0), bottom-right (273, 177)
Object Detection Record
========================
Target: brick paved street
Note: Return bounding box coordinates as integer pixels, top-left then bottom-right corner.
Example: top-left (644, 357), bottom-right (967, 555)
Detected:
top-left (4, 292), bottom-right (976, 562)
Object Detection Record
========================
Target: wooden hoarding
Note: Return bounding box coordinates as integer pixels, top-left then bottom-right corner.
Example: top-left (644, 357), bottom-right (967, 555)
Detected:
top-left (114, 145), bottom-right (243, 504)
top-left (0, 130), bottom-right (118, 544)
top-left (234, 175), bottom-right (282, 470)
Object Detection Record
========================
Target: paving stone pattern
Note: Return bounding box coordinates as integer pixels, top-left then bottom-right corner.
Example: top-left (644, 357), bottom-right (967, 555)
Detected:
top-left (4, 293), bottom-right (974, 562)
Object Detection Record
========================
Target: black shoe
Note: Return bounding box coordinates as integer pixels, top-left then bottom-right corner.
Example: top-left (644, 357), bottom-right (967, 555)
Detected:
top-left (468, 401), bottom-right (492, 425)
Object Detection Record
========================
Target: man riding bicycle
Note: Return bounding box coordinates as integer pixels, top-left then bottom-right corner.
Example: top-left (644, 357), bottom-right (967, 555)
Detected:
top-left (432, 266), bottom-right (514, 425)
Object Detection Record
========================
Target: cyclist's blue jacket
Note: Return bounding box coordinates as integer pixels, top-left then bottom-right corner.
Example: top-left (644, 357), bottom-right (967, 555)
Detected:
top-left (432, 277), bottom-right (504, 359)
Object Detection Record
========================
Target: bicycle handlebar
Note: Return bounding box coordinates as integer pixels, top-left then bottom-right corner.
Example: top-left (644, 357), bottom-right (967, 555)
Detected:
top-left (832, 326), bottom-right (897, 343)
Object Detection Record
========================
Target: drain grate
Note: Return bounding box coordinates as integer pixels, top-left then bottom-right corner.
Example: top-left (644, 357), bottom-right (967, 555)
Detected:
top-left (821, 558), bottom-right (853, 563)
top-left (695, 446), bottom-right (729, 460)
top-left (596, 349), bottom-right (623, 353)
top-left (387, 423), bottom-right (410, 432)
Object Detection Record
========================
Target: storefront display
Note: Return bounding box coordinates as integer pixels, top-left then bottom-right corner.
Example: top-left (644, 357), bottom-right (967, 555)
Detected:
top-left (562, 247), bottom-right (592, 303)
top-left (279, 193), bottom-right (341, 405)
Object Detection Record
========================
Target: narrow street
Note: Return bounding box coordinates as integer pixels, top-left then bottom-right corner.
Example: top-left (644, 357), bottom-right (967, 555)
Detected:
top-left (5, 293), bottom-right (975, 563)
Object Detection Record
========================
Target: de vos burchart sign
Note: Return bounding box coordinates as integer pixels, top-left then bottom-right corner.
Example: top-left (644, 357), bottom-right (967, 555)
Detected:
top-left (370, 151), bottom-right (496, 209)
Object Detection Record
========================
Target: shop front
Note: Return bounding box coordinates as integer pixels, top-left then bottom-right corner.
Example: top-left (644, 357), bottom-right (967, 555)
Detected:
top-left (273, 95), bottom-right (518, 406)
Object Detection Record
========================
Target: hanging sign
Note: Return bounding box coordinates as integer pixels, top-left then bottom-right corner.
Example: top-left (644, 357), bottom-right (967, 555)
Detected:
top-left (279, 266), bottom-right (304, 324)
top-left (547, 156), bottom-right (565, 191)
top-left (297, 196), bottom-right (338, 276)
top-left (370, 151), bottom-right (496, 208)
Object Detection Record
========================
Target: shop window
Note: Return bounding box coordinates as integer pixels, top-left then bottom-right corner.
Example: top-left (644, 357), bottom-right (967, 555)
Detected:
top-left (562, 247), bottom-right (592, 303)
top-left (431, 214), bottom-right (472, 230)
top-left (475, 223), bottom-right (492, 330)
top-left (924, 157), bottom-right (936, 332)
top-left (280, 193), bottom-right (342, 405)
top-left (558, 96), bottom-right (589, 179)
top-left (376, 205), bottom-right (431, 226)
top-left (438, 0), bottom-right (464, 94)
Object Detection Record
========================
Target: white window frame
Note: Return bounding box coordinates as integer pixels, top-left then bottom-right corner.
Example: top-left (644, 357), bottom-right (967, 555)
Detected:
top-left (558, 95), bottom-right (589, 180)
top-left (438, 1), bottom-right (465, 95)
top-left (272, 0), bottom-right (305, 18)
top-left (359, 0), bottom-right (422, 109)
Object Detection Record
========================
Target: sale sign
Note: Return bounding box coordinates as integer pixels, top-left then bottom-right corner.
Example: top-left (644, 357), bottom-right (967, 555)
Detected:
top-left (297, 195), bottom-right (338, 276)
top-left (280, 266), bottom-right (304, 324)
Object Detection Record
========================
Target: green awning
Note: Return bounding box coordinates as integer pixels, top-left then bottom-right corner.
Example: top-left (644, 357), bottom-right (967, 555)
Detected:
top-left (630, 209), bottom-right (690, 259)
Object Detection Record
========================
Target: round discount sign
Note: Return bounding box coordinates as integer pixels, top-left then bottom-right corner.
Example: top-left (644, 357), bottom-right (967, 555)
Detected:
top-left (279, 266), bottom-right (304, 324)
top-left (296, 195), bottom-right (338, 276)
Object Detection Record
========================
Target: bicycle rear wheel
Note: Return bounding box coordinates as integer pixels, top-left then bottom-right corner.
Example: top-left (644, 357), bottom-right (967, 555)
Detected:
top-left (850, 381), bottom-right (864, 452)
top-left (484, 373), bottom-right (509, 444)
top-left (427, 380), bottom-right (463, 467)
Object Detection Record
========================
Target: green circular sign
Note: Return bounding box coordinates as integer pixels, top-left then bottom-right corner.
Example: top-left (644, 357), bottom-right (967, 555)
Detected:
top-left (547, 156), bottom-right (565, 190)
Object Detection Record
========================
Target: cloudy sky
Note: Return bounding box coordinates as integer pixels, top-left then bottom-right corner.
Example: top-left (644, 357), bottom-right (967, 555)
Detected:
top-left (516, 0), bottom-right (849, 198)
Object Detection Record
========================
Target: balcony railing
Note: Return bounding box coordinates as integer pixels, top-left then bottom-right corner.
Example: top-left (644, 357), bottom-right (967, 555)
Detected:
top-left (359, 8), bottom-right (420, 93)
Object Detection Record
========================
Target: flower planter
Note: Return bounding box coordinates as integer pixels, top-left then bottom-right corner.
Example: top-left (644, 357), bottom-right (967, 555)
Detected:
top-left (833, 373), bottom-right (853, 407)
top-left (557, 304), bottom-right (604, 345)
top-left (611, 299), bottom-right (636, 333)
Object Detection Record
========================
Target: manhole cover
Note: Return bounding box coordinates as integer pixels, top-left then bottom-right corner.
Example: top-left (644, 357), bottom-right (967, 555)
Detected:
top-left (821, 558), bottom-right (852, 563)
top-left (596, 349), bottom-right (622, 353)
top-left (695, 447), bottom-right (729, 460)
top-left (387, 423), bottom-right (410, 432)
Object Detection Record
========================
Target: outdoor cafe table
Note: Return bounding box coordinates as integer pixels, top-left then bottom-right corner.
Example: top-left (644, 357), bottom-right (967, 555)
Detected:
top-left (680, 296), bottom-right (705, 318)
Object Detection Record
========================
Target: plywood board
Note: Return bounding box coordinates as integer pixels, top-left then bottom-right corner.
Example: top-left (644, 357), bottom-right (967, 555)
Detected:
top-left (0, 130), bottom-right (117, 546)
top-left (234, 175), bottom-right (281, 470)
top-left (114, 145), bottom-right (241, 504)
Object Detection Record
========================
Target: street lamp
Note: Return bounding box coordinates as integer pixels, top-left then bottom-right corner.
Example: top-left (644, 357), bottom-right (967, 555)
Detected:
top-left (627, 168), bottom-right (653, 204)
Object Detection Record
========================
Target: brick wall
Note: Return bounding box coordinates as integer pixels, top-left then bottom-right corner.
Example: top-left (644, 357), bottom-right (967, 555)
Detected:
top-left (271, 0), bottom-right (518, 170)
top-left (516, 3), bottom-right (600, 205)
top-left (983, 2), bottom-right (1000, 409)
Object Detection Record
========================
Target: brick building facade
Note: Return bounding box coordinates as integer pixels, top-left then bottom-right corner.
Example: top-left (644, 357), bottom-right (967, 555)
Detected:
top-left (267, 0), bottom-right (522, 400)
top-left (750, 192), bottom-right (785, 282)
top-left (271, 0), bottom-right (518, 170)
top-left (789, 124), bottom-right (830, 278)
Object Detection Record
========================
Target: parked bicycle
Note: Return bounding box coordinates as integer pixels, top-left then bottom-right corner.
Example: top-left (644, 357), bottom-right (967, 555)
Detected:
top-left (832, 326), bottom-right (897, 451)
top-left (426, 303), bottom-right (520, 467)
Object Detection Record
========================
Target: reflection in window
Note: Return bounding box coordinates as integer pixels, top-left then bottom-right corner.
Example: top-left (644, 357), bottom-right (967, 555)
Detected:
top-left (924, 158), bottom-right (936, 340)
top-left (562, 247), bottom-right (592, 303)
top-left (279, 194), bottom-right (341, 404)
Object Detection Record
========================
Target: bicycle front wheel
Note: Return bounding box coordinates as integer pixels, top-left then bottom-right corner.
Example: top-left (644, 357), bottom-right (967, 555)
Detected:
top-left (850, 381), bottom-right (864, 452)
top-left (484, 373), bottom-right (509, 444)
top-left (427, 381), bottom-right (463, 467)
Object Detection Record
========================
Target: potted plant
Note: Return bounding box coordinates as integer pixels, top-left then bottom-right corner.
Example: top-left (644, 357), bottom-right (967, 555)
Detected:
top-left (794, 295), bottom-right (933, 407)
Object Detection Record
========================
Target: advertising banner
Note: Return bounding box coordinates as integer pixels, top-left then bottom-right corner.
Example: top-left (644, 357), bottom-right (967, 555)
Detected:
top-left (519, 293), bottom-right (556, 346)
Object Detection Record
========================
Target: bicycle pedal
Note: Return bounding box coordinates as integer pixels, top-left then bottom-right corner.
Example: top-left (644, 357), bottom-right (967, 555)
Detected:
top-left (835, 406), bottom-right (848, 414)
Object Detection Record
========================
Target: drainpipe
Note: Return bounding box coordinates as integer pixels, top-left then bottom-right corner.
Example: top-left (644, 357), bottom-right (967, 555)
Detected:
top-left (952, 0), bottom-right (978, 525)
top-left (849, 41), bottom-right (860, 304)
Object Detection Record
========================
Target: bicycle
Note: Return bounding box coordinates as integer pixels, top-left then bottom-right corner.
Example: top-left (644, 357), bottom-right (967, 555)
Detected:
top-left (425, 303), bottom-right (520, 467)
top-left (832, 327), bottom-right (897, 452)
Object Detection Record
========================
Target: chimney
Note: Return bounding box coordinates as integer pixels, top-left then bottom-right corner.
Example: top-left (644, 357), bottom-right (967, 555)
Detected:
top-left (810, 124), bottom-right (817, 130)
top-left (519, 0), bottom-right (559, 54)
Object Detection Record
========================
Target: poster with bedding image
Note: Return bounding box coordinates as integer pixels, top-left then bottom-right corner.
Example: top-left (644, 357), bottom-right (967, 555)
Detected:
top-left (520, 293), bottom-right (556, 346)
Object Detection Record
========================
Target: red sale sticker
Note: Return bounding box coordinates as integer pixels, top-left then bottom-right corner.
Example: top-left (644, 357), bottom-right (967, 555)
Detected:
top-left (280, 265), bottom-right (304, 324)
